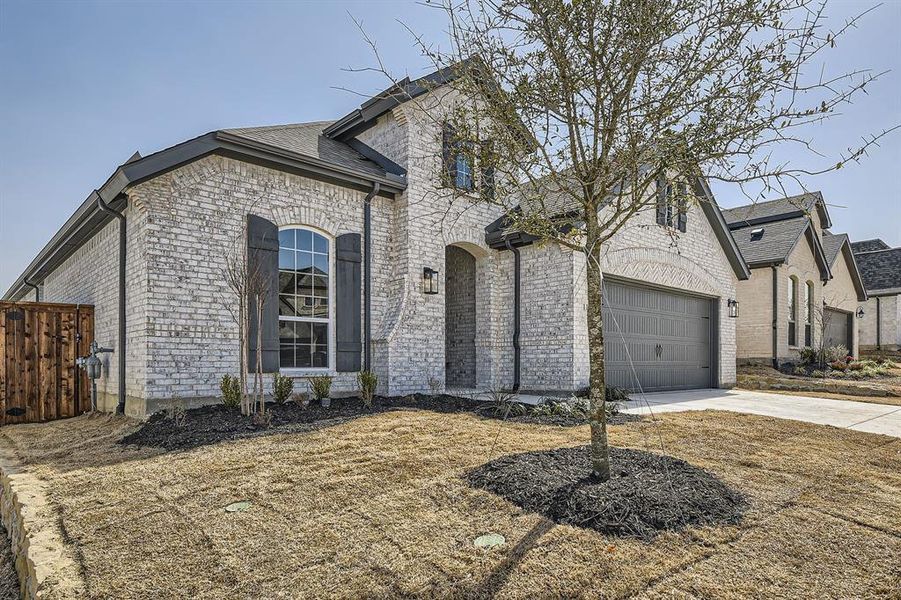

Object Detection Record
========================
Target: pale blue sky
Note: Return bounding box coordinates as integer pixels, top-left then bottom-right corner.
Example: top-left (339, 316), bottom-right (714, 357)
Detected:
top-left (1, 0), bottom-right (899, 293)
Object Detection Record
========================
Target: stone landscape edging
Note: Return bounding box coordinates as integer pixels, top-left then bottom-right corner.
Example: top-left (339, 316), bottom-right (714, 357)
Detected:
top-left (0, 447), bottom-right (85, 599)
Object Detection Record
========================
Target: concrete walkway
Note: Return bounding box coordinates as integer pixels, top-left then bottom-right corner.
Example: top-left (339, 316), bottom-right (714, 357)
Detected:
top-left (621, 388), bottom-right (901, 437)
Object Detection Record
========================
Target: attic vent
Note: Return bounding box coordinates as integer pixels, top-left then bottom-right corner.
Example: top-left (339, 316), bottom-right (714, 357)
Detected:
top-left (750, 228), bottom-right (764, 241)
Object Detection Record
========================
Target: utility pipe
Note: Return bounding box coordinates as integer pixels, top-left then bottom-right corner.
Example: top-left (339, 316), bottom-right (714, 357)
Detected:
top-left (96, 190), bottom-right (127, 414)
top-left (363, 182), bottom-right (380, 372)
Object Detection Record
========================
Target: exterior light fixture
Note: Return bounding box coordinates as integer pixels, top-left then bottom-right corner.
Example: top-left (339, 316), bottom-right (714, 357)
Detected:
top-left (856, 307), bottom-right (865, 319)
top-left (423, 267), bottom-right (439, 294)
top-left (727, 298), bottom-right (739, 318)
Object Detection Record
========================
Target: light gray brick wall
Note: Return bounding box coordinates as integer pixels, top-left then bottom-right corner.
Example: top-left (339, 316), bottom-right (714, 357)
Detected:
top-left (859, 294), bottom-right (901, 349)
top-left (41, 201), bottom-right (151, 413)
top-left (444, 245), bottom-right (477, 387)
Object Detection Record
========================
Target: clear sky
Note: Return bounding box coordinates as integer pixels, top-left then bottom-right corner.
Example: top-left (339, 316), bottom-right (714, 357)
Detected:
top-left (1, 0), bottom-right (899, 294)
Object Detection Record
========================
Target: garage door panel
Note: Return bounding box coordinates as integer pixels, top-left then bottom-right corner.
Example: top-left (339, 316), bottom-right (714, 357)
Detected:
top-left (602, 280), bottom-right (714, 392)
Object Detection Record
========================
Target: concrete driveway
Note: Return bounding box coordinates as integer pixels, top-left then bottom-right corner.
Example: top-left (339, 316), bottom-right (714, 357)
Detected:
top-left (621, 388), bottom-right (901, 438)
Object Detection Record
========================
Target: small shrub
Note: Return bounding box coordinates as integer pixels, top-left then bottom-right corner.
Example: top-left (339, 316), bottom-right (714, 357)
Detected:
top-left (165, 397), bottom-right (187, 428)
top-left (220, 375), bottom-right (241, 410)
top-left (829, 361), bottom-right (847, 372)
top-left (605, 386), bottom-right (630, 403)
top-left (478, 388), bottom-right (528, 417)
top-left (357, 370), bottom-right (378, 407)
top-left (798, 347), bottom-right (819, 366)
top-left (824, 345), bottom-right (848, 364)
top-left (292, 391), bottom-right (310, 408)
top-left (810, 370), bottom-right (825, 378)
top-left (847, 361), bottom-right (864, 371)
top-left (428, 376), bottom-right (442, 396)
top-left (310, 375), bottom-right (332, 401)
top-left (272, 373), bottom-right (294, 404)
top-left (831, 371), bottom-right (845, 379)
top-left (793, 366), bottom-right (807, 376)
top-left (252, 410), bottom-right (272, 429)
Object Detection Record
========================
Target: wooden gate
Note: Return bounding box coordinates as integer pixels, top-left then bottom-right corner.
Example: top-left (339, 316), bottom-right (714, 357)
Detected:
top-left (0, 302), bottom-right (94, 425)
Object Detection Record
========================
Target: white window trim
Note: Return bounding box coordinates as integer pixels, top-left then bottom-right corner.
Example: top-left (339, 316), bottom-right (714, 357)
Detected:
top-left (278, 225), bottom-right (335, 373)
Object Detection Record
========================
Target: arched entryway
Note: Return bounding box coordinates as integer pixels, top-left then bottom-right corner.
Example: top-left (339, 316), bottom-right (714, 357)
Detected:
top-left (445, 245), bottom-right (477, 389)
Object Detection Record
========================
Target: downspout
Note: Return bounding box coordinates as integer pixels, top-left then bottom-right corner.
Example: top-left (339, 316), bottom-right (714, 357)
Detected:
top-left (771, 266), bottom-right (778, 369)
top-left (363, 182), bottom-right (379, 372)
top-left (96, 191), bottom-right (127, 415)
top-left (876, 296), bottom-right (881, 349)
top-left (23, 278), bottom-right (40, 302)
top-left (505, 240), bottom-right (521, 391)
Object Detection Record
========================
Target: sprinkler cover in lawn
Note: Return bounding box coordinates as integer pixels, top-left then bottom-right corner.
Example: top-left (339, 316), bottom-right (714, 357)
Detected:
top-left (474, 533), bottom-right (505, 548)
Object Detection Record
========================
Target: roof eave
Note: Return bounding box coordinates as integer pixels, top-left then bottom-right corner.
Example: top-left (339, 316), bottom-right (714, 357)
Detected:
top-left (4, 130), bottom-right (407, 301)
top-left (696, 178), bottom-right (751, 280)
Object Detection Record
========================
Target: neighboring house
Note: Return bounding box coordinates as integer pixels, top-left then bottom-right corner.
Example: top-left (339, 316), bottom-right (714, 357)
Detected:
top-left (852, 239), bottom-right (901, 351)
top-left (3, 66), bottom-right (748, 416)
top-left (724, 193), bottom-right (868, 365)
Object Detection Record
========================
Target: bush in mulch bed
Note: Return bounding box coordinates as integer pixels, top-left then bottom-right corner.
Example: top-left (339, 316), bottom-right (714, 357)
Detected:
top-left (466, 446), bottom-right (747, 540)
top-left (120, 394), bottom-right (642, 452)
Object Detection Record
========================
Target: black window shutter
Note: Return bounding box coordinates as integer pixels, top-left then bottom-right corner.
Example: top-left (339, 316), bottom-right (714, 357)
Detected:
top-left (246, 214), bottom-right (280, 373)
top-left (677, 183), bottom-right (688, 233)
top-left (442, 123), bottom-right (457, 186)
top-left (335, 233), bottom-right (362, 372)
top-left (655, 175), bottom-right (667, 225)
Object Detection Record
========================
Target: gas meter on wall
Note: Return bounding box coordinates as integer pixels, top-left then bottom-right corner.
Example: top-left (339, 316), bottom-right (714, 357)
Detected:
top-left (77, 341), bottom-right (113, 411)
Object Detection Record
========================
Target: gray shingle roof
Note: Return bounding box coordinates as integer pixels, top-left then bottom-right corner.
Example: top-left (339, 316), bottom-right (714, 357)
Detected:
top-left (821, 231), bottom-right (848, 267)
top-left (722, 192), bottom-right (827, 227)
top-left (222, 121), bottom-right (391, 179)
top-left (854, 247), bottom-right (901, 292)
top-left (729, 216), bottom-right (809, 265)
top-left (851, 238), bottom-right (890, 253)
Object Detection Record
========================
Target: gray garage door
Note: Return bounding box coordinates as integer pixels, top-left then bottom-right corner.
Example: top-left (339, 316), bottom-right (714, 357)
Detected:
top-left (602, 280), bottom-right (714, 392)
top-left (823, 308), bottom-right (851, 350)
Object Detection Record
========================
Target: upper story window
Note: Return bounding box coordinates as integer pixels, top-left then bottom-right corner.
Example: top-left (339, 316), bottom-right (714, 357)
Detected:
top-left (278, 227), bottom-right (330, 369)
top-left (656, 176), bottom-right (688, 232)
top-left (804, 280), bottom-right (814, 346)
top-left (442, 123), bottom-right (495, 198)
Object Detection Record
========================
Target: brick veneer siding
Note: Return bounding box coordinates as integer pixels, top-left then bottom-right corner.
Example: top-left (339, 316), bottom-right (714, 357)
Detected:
top-left (859, 294), bottom-right (901, 350)
top-left (41, 202), bottom-right (150, 414)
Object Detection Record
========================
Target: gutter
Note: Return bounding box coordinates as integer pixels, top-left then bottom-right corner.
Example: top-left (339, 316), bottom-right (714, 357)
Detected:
top-left (363, 182), bottom-right (380, 371)
top-left (505, 239), bottom-right (522, 392)
top-left (96, 191), bottom-right (127, 415)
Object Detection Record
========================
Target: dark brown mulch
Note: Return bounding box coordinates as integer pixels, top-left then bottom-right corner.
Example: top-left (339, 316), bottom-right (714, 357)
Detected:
top-left (466, 445), bottom-right (747, 540)
top-left (0, 525), bottom-right (19, 600)
top-left (120, 395), bottom-right (640, 451)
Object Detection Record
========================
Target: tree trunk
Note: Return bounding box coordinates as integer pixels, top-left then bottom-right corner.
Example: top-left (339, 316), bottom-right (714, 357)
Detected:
top-left (584, 220), bottom-right (610, 481)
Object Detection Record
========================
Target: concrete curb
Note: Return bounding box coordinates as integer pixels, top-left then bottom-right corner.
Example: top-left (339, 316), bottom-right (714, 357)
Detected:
top-left (0, 449), bottom-right (85, 599)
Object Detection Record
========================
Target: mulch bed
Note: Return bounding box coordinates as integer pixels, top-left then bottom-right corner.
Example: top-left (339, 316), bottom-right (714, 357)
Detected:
top-left (120, 394), bottom-right (641, 451)
top-left (0, 525), bottom-right (19, 600)
top-left (466, 445), bottom-right (747, 540)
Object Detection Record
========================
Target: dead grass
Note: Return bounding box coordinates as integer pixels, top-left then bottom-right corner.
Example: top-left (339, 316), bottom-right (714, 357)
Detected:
top-left (1, 410), bottom-right (900, 599)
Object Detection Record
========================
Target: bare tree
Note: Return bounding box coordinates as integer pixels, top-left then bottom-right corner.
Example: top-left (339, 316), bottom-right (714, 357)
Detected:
top-left (223, 216), bottom-right (271, 417)
top-left (354, 0), bottom-right (896, 480)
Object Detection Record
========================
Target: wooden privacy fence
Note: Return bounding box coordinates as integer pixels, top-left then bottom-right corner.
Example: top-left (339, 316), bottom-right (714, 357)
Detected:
top-left (0, 302), bottom-right (94, 425)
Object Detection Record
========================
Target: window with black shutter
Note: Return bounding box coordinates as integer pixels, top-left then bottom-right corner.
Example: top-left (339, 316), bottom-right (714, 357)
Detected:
top-left (655, 175), bottom-right (689, 232)
top-left (441, 122), bottom-right (475, 192)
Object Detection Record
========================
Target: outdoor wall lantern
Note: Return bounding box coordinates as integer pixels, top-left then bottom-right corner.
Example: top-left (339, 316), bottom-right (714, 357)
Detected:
top-left (727, 298), bottom-right (739, 318)
top-left (856, 307), bottom-right (865, 319)
top-left (423, 267), bottom-right (440, 294)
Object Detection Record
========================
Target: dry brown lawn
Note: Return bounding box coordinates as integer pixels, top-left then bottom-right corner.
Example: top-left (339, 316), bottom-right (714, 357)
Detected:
top-left (1, 409), bottom-right (900, 599)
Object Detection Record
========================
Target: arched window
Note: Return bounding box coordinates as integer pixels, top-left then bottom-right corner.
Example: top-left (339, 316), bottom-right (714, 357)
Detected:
top-left (278, 227), bottom-right (330, 369)
top-left (788, 276), bottom-right (798, 346)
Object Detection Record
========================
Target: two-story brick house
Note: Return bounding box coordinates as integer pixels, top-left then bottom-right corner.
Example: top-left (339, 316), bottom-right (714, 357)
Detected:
top-left (4, 67), bottom-right (749, 416)
top-left (724, 193), bottom-right (868, 365)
